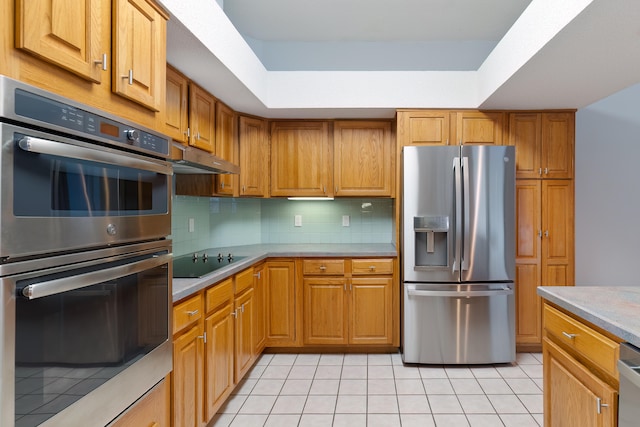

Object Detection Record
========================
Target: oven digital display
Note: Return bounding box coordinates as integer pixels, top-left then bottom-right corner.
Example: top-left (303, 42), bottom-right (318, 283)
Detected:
top-left (100, 121), bottom-right (120, 138)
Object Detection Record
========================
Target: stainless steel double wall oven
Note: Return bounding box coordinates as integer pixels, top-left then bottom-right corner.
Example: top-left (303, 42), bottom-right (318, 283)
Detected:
top-left (0, 77), bottom-right (173, 427)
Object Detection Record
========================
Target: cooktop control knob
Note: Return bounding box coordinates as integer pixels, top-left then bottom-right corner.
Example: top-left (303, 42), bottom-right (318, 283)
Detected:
top-left (125, 129), bottom-right (139, 143)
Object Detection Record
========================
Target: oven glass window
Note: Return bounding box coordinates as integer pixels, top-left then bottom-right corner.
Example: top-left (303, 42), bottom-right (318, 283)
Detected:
top-left (13, 257), bottom-right (169, 427)
top-left (13, 136), bottom-right (168, 217)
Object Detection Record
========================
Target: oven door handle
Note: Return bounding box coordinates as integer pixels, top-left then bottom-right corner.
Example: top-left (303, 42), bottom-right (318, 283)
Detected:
top-left (18, 136), bottom-right (172, 176)
top-left (22, 253), bottom-right (171, 300)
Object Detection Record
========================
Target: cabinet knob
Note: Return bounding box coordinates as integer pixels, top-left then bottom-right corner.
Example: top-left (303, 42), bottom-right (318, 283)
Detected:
top-left (544, 230), bottom-right (549, 237)
top-left (544, 167), bottom-right (549, 174)
top-left (596, 397), bottom-right (609, 414)
top-left (197, 332), bottom-right (207, 343)
top-left (122, 69), bottom-right (133, 85)
top-left (94, 53), bottom-right (107, 71)
top-left (319, 266), bottom-right (326, 271)
top-left (369, 265), bottom-right (376, 271)
top-left (254, 272), bottom-right (261, 279)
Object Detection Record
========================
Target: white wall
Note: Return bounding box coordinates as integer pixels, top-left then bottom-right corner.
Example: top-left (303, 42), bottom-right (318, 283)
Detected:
top-left (575, 83), bottom-right (640, 286)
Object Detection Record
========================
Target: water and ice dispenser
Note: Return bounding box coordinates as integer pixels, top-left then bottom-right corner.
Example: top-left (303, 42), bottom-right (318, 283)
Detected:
top-left (413, 216), bottom-right (449, 268)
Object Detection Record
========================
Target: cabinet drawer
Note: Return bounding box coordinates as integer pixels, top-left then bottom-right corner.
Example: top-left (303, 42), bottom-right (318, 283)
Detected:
top-left (544, 304), bottom-right (619, 378)
top-left (108, 377), bottom-right (170, 427)
top-left (205, 278), bottom-right (233, 313)
top-left (303, 259), bottom-right (345, 275)
top-left (173, 294), bottom-right (202, 334)
top-left (235, 268), bottom-right (255, 295)
top-left (352, 258), bottom-right (394, 275)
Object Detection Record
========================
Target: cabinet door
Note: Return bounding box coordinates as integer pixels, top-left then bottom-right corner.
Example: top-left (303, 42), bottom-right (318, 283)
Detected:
top-left (234, 288), bottom-right (254, 381)
top-left (270, 121), bottom-right (332, 197)
top-left (216, 102), bottom-right (239, 195)
top-left (349, 277), bottom-right (393, 345)
top-left (334, 121), bottom-right (393, 197)
top-left (542, 180), bottom-right (574, 286)
top-left (189, 84), bottom-right (216, 153)
top-left (515, 180), bottom-right (542, 345)
top-left (165, 65), bottom-right (189, 143)
top-left (239, 116), bottom-right (269, 197)
top-left (453, 111), bottom-right (504, 145)
top-left (109, 377), bottom-right (170, 427)
top-left (15, 0), bottom-right (104, 83)
top-left (397, 110), bottom-right (451, 146)
top-left (173, 325), bottom-right (204, 427)
top-left (509, 113), bottom-right (542, 179)
top-left (542, 113), bottom-right (574, 179)
top-left (204, 302), bottom-right (234, 421)
top-left (253, 264), bottom-right (267, 353)
top-left (112, 0), bottom-right (166, 111)
top-left (543, 338), bottom-right (617, 427)
top-left (303, 278), bottom-right (348, 345)
top-left (264, 261), bottom-right (297, 346)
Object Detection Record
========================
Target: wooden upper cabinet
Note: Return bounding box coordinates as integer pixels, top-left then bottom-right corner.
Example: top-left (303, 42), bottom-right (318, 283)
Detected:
top-left (189, 83), bottom-right (216, 153)
top-left (333, 121), bottom-right (393, 197)
top-left (215, 102), bottom-right (239, 195)
top-left (508, 112), bottom-right (574, 179)
top-left (542, 113), bottom-right (574, 179)
top-left (453, 111), bottom-right (505, 145)
top-left (397, 110), bottom-right (450, 146)
top-left (165, 65), bottom-right (189, 143)
top-left (239, 116), bottom-right (269, 197)
top-left (15, 0), bottom-right (104, 83)
top-left (112, 0), bottom-right (167, 111)
top-left (270, 121), bottom-right (332, 197)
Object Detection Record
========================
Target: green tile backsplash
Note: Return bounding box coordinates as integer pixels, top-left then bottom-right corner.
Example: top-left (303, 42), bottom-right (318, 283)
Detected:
top-left (171, 195), bottom-right (394, 256)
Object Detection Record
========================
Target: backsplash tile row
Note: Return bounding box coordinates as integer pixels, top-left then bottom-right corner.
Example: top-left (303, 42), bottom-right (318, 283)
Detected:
top-left (171, 196), bottom-right (394, 256)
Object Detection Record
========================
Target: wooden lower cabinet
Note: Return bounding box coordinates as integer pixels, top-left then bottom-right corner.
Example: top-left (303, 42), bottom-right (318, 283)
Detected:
top-left (303, 277), bottom-right (348, 344)
top-left (349, 277), bottom-right (393, 345)
top-left (204, 296), bottom-right (234, 420)
top-left (234, 287), bottom-right (254, 381)
top-left (173, 322), bottom-right (204, 427)
top-left (264, 260), bottom-right (298, 346)
top-left (303, 258), bottom-right (394, 346)
top-left (108, 377), bottom-right (170, 427)
top-left (542, 302), bottom-right (619, 427)
top-left (543, 338), bottom-right (617, 427)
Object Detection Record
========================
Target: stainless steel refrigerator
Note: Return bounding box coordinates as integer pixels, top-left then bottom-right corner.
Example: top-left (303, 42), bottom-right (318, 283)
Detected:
top-left (401, 145), bottom-right (516, 364)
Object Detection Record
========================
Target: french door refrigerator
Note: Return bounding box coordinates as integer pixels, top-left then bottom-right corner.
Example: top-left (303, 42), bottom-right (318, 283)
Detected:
top-left (402, 145), bottom-right (516, 364)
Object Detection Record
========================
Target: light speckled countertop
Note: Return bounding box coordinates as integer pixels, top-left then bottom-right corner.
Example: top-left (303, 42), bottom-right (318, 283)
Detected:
top-left (538, 286), bottom-right (640, 348)
top-left (172, 243), bottom-right (397, 302)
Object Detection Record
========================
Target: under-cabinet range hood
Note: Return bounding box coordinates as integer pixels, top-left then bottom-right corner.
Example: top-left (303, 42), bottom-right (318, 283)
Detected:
top-left (170, 143), bottom-right (239, 174)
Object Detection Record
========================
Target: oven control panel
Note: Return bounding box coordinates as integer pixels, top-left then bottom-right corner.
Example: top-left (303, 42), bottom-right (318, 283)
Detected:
top-left (13, 88), bottom-right (169, 157)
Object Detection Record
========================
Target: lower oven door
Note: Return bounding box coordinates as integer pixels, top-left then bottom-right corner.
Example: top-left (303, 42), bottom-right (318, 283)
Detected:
top-left (0, 241), bottom-right (172, 427)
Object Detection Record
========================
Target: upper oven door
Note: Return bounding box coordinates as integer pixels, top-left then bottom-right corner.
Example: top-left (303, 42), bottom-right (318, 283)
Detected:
top-left (0, 122), bottom-right (172, 259)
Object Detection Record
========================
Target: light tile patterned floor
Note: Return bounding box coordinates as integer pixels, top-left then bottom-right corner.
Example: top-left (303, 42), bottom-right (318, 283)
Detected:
top-left (211, 352), bottom-right (543, 427)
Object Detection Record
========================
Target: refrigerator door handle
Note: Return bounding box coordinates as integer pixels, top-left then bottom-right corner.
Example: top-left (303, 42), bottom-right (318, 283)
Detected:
top-left (407, 288), bottom-right (513, 298)
top-left (453, 157), bottom-right (462, 273)
top-left (461, 156), bottom-right (471, 271)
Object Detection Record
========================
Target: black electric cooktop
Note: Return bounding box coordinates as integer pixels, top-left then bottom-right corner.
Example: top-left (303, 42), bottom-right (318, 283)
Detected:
top-left (172, 253), bottom-right (245, 278)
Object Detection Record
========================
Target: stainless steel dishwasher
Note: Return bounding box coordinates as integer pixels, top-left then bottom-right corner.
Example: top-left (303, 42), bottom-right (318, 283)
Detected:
top-left (618, 342), bottom-right (640, 427)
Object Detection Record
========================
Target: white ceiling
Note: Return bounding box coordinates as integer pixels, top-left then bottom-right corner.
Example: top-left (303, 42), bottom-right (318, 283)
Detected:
top-left (160, 0), bottom-right (640, 118)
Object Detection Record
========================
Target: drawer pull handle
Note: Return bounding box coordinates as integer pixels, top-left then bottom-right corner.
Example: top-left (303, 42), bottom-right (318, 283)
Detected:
top-left (197, 332), bottom-right (207, 343)
top-left (319, 266), bottom-right (326, 271)
top-left (187, 309), bottom-right (199, 317)
top-left (596, 397), bottom-right (609, 414)
top-left (562, 331), bottom-right (577, 340)
top-left (254, 272), bottom-right (261, 279)
top-left (369, 266), bottom-right (376, 271)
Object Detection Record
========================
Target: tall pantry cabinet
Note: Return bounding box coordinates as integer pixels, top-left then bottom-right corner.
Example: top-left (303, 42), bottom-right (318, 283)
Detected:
top-left (510, 112), bottom-right (575, 350)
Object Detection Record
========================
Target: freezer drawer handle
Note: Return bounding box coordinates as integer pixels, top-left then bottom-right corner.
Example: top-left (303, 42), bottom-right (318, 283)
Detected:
top-left (407, 288), bottom-right (512, 298)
